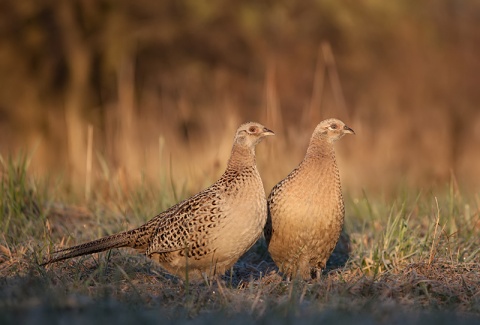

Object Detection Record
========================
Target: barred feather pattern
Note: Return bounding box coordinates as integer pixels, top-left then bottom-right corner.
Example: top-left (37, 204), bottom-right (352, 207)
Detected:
top-left (42, 122), bottom-right (274, 280)
top-left (265, 118), bottom-right (353, 280)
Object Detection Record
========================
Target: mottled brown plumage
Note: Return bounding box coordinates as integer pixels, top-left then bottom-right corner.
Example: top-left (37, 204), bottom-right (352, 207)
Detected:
top-left (42, 122), bottom-right (274, 280)
top-left (265, 118), bottom-right (354, 280)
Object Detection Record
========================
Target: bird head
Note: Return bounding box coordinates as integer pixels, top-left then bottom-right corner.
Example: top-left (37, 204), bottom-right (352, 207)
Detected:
top-left (234, 122), bottom-right (275, 147)
top-left (313, 118), bottom-right (355, 143)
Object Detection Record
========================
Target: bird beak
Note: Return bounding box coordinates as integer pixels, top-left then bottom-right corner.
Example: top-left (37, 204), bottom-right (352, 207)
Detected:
top-left (343, 125), bottom-right (355, 135)
top-left (262, 127), bottom-right (275, 136)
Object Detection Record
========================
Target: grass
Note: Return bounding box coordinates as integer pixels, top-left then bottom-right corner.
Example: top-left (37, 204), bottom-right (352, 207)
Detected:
top-left (0, 156), bottom-right (479, 324)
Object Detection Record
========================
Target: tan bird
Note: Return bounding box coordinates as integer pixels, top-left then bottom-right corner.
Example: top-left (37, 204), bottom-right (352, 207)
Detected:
top-left (42, 122), bottom-right (274, 281)
top-left (265, 118), bottom-right (354, 280)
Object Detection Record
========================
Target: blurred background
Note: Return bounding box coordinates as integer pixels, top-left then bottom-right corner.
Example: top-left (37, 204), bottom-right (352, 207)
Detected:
top-left (0, 0), bottom-right (479, 197)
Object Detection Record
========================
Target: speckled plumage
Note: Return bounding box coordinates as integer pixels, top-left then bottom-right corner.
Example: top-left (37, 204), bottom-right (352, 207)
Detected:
top-left (42, 122), bottom-right (274, 280)
top-left (265, 118), bottom-right (354, 280)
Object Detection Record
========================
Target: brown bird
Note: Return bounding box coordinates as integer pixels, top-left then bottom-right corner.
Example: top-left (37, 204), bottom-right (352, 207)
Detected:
top-left (265, 118), bottom-right (354, 280)
top-left (42, 122), bottom-right (274, 281)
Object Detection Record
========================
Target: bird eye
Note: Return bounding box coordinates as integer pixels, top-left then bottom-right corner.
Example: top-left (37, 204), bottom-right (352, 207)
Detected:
top-left (248, 126), bottom-right (257, 133)
top-left (330, 124), bottom-right (337, 130)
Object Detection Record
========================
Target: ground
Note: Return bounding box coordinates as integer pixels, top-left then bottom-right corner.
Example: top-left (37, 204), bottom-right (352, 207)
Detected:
top-left (0, 159), bottom-right (479, 324)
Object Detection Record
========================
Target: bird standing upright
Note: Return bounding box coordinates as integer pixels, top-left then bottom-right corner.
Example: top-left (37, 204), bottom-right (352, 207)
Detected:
top-left (265, 118), bottom-right (354, 280)
top-left (42, 122), bottom-right (274, 281)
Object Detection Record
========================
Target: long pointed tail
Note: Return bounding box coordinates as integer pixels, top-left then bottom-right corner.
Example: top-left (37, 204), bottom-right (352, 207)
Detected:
top-left (41, 229), bottom-right (140, 265)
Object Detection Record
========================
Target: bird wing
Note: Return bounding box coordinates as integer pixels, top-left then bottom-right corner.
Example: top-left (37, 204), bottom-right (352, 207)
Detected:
top-left (264, 171), bottom-right (292, 244)
top-left (145, 187), bottom-right (226, 255)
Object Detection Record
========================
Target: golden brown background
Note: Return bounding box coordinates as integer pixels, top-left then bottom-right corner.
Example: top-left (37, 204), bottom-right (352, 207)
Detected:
top-left (1, 1), bottom-right (479, 195)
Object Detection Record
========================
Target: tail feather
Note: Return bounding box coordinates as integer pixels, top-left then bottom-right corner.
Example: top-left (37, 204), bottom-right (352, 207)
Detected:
top-left (41, 229), bottom-right (137, 265)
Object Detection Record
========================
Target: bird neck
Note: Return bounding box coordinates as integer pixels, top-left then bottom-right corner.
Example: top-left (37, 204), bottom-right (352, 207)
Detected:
top-left (304, 137), bottom-right (336, 163)
top-left (226, 144), bottom-right (256, 171)
top-left (302, 137), bottom-right (342, 194)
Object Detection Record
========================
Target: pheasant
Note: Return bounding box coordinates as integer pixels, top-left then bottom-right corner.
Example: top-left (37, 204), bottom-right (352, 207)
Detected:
top-left (42, 122), bottom-right (274, 281)
top-left (265, 118), bottom-right (354, 279)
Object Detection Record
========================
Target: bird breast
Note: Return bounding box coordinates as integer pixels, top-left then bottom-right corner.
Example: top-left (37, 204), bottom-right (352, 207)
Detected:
top-left (273, 159), bottom-right (343, 228)
top-left (214, 167), bottom-right (267, 256)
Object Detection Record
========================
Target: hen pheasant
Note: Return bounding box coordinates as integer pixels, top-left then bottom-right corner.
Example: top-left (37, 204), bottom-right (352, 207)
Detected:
top-left (42, 122), bottom-right (274, 280)
top-left (265, 118), bottom-right (354, 280)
